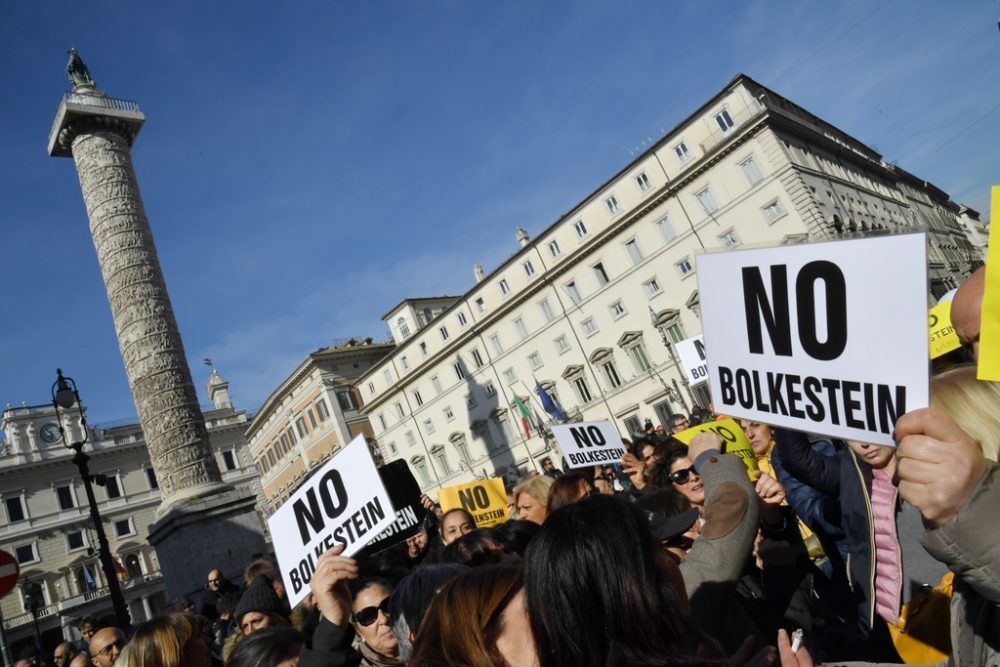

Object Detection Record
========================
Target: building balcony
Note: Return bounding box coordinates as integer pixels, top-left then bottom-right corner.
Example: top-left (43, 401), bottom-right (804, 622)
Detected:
top-left (698, 101), bottom-right (765, 155)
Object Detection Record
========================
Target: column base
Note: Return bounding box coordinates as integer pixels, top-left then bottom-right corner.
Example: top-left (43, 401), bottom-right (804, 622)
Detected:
top-left (148, 485), bottom-right (268, 600)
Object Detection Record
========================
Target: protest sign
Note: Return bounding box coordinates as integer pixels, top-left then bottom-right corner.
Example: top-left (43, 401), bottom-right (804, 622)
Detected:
top-left (550, 420), bottom-right (627, 470)
top-left (978, 187), bottom-right (1000, 381)
top-left (672, 418), bottom-right (758, 475)
top-left (928, 301), bottom-right (961, 359)
top-left (268, 434), bottom-right (395, 607)
top-left (697, 233), bottom-right (929, 447)
top-left (439, 478), bottom-right (508, 527)
top-left (355, 460), bottom-right (427, 558)
top-left (676, 334), bottom-right (709, 386)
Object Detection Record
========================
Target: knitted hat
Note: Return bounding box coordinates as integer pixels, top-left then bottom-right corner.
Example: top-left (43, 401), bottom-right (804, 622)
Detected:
top-left (234, 576), bottom-right (284, 622)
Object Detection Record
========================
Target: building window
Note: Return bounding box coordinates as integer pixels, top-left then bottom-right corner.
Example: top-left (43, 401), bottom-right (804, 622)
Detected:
top-left (419, 342), bottom-right (428, 357)
top-left (606, 195), bottom-right (621, 215)
top-left (555, 335), bottom-right (570, 354)
top-left (676, 257), bottom-right (694, 277)
top-left (502, 368), bottom-right (517, 385)
top-left (715, 108), bottom-right (735, 132)
top-left (696, 187), bottom-right (720, 214)
top-left (592, 262), bottom-right (610, 286)
top-left (395, 401), bottom-right (405, 418)
top-left (56, 485), bottom-right (75, 510)
top-left (421, 308), bottom-right (434, 325)
top-left (539, 299), bottom-right (555, 322)
top-left (489, 334), bottom-right (503, 355)
top-left (635, 172), bottom-right (651, 192)
top-left (472, 349), bottom-right (485, 368)
top-left (457, 311), bottom-right (468, 326)
top-left (452, 435), bottom-right (472, 466)
top-left (5, 497), bottom-right (25, 523)
top-left (513, 318), bottom-right (528, 340)
top-left (453, 362), bottom-right (466, 380)
top-left (315, 399), bottom-right (330, 421)
top-left (388, 442), bottom-right (398, 455)
top-left (286, 426), bottom-right (297, 444)
top-left (405, 431), bottom-right (416, 446)
top-left (498, 279), bottom-right (510, 296)
top-left (337, 387), bottom-right (358, 411)
top-left (528, 352), bottom-right (543, 369)
top-left (762, 199), bottom-right (787, 222)
top-left (412, 457), bottom-right (431, 486)
top-left (423, 419), bottom-right (435, 435)
top-left (627, 343), bottom-right (652, 373)
top-left (103, 475), bottom-right (122, 499)
top-left (114, 518), bottom-right (134, 538)
top-left (603, 360), bottom-right (622, 388)
top-left (367, 382), bottom-right (375, 396)
top-left (548, 240), bottom-right (562, 258)
top-left (573, 377), bottom-right (593, 403)
top-left (431, 447), bottom-right (452, 475)
top-left (674, 142), bottom-right (691, 162)
top-left (485, 382), bottom-right (497, 397)
top-left (656, 216), bottom-right (677, 243)
top-left (609, 300), bottom-right (627, 319)
top-left (401, 355), bottom-right (410, 371)
top-left (581, 318), bottom-right (599, 336)
top-left (378, 414), bottom-right (387, 430)
top-left (296, 417), bottom-right (308, 438)
top-left (397, 317), bottom-right (411, 339)
top-left (145, 468), bottom-right (158, 490)
top-left (432, 375), bottom-right (443, 394)
top-left (496, 414), bottom-right (515, 445)
top-left (719, 229), bottom-right (741, 248)
top-left (739, 156), bottom-right (764, 185)
top-left (444, 406), bottom-right (455, 422)
top-left (523, 260), bottom-right (535, 277)
top-left (643, 277), bottom-right (662, 297)
top-left (564, 281), bottom-right (582, 304)
top-left (467, 393), bottom-right (478, 409)
top-left (624, 239), bottom-right (644, 265)
top-left (623, 415), bottom-right (642, 436)
top-left (440, 326), bottom-right (450, 341)
top-left (15, 544), bottom-right (37, 565)
top-left (67, 531), bottom-right (87, 551)
top-left (574, 220), bottom-right (588, 238)
top-left (413, 390), bottom-right (424, 407)
top-left (473, 423), bottom-right (498, 453)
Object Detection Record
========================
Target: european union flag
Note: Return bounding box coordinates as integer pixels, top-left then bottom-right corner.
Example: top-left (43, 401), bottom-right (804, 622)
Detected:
top-left (535, 380), bottom-right (566, 422)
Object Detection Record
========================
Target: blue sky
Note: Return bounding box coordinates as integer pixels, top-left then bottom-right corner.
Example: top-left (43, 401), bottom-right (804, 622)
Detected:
top-left (1, 1), bottom-right (998, 425)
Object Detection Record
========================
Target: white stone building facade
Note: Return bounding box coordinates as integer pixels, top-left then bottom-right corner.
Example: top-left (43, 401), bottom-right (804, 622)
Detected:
top-left (358, 73), bottom-right (984, 494)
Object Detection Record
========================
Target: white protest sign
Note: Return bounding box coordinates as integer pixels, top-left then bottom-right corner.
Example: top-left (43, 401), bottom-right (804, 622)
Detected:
top-left (268, 435), bottom-right (395, 607)
top-left (675, 334), bottom-right (709, 386)
top-left (550, 421), bottom-right (627, 469)
top-left (696, 233), bottom-right (929, 447)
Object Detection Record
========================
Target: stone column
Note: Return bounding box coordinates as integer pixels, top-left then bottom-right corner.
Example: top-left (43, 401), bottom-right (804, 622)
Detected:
top-left (141, 596), bottom-right (154, 622)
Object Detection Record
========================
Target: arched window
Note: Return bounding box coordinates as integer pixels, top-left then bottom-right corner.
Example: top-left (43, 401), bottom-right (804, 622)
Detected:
top-left (397, 317), bottom-right (411, 339)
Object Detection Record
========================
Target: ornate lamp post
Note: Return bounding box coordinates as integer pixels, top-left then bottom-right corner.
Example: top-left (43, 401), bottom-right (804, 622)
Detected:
top-left (648, 308), bottom-right (690, 414)
top-left (51, 369), bottom-right (132, 632)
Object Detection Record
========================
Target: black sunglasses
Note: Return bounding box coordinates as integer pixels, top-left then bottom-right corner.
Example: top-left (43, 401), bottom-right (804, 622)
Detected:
top-left (669, 466), bottom-right (696, 484)
top-left (352, 597), bottom-right (390, 626)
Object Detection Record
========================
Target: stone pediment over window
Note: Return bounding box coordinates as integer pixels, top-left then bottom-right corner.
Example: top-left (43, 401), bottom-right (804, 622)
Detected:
top-left (589, 347), bottom-right (613, 363)
top-left (471, 419), bottom-right (487, 432)
top-left (448, 432), bottom-right (465, 444)
top-left (430, 445), bottom-right (445, 455)
top-left (651, 309), bottom-right (680, 328)
top-left (490, 407), bottom-right (508, 419)
top-left (561, 365), bottom-right (585, 380)
top-left (410, 455), bottom-right (425, 466)
top-left (617, 331), bottom-right (644, 347)
top-left (538, 380), bottom-right (557, 394)
top-left (685, 290), bottom-right (699, 310)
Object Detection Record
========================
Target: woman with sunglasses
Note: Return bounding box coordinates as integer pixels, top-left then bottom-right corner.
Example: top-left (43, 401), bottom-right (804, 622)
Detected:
top-left (650, 446), bottom-right (706, 509)
top-left (300, 545), bottom-right (403, 667)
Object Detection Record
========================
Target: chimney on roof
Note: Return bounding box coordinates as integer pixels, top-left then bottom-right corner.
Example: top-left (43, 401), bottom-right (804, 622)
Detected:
top-left (515, 226), bottom-right (530, 247)
top-left (474, 264), bottom-right (484, 283)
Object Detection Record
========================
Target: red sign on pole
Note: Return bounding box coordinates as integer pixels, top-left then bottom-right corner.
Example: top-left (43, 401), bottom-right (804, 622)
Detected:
top-left (0, 550), bottom-right (20, 599)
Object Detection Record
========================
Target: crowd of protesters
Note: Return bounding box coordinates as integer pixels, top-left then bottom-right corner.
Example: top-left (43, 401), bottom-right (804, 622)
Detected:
top-left (16, 267), bottom-right (1000, 667)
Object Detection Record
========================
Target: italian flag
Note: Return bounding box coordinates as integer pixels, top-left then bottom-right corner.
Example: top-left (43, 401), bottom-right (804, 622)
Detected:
top-left (512, 396), bottom-right (532, 438)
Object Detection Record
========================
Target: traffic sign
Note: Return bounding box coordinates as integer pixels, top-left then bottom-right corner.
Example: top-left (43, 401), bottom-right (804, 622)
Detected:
top-left (0, 550), bottom-right (20, 598)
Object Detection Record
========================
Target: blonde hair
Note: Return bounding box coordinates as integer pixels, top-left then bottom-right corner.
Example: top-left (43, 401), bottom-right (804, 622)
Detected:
top-left (123, 612), bottom-right (197, 667)
top-left (513, 475), bottom-right (555, 510)
top-left (931, 365), bottom-right (1000, 461)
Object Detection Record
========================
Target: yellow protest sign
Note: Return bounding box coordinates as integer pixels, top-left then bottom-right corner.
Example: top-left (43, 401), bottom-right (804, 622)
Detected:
top-left (928, 301), bottom-right (961, 359)
top-left (438, 478), bottom-right (508, 527)
top-left (672, 418), bottom-right (758, 475)
top-left (978, 186), bottom-right (1000, 380)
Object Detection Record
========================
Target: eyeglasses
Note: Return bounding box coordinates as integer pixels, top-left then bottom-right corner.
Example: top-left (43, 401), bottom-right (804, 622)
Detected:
top-left (352, 597), bottom-right (390, 626)
top-left (668, 466), bottom-right (696, 484)
top-left (98, 639), bottom-right (126, 658)
top-left (208, 578), bottom-right (223, 584)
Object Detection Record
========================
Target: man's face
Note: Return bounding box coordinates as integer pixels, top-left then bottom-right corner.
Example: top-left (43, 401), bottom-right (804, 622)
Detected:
top-left (952, 268), bottom-right (985, 361)
top-left (670, 416), bottom-right (690, 434)
top-left (207, 569), bottom-right (223, 591)
top-left (740, 420), bottom-right (774, 455)
top-left (541, 459), bottom-right (553, 471)
top-left (90, 628), bottom-right (125, 667)
top-left (53, 645), bottom-right (74, 666)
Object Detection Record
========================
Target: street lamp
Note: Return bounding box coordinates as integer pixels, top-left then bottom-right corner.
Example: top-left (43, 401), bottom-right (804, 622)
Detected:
top-left (51, 369), bottom-right (132, 632)
top-left (648, 308), bottom-right (690, 413)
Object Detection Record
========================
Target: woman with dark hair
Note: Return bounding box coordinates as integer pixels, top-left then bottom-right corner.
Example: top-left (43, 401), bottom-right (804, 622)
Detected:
top-left (649, 445), bottom-right (706, 509)
top-left (493, 520), bottom-right (539, 559)
top-left (224, 627), bottom-right (302, 667)
top-left (525, 494), bottom-right (699, 666)
top-left (439, 508), bottom-right (476, 545)
top-left (441, 528), bottom-right (508, 567)
top-left (545, 472), bottom-right (594, 513)
top-left (408, 565), bottom-right (532, 667)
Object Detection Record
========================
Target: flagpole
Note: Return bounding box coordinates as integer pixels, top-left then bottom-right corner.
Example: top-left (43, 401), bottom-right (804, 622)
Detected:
top-left (517, 380), bottom-right (552, 420)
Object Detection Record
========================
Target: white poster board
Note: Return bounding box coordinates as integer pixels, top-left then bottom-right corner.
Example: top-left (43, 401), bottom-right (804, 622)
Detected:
top-left (268, 435), bottom-right (395, 607)
top-left (696, 233), bottom-right (929, 447)
top-left (550, 421), bottom-right (627, 469)
top-left (675, 334), bottom-right (709, 386)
